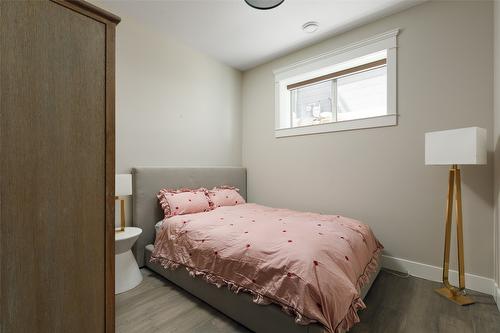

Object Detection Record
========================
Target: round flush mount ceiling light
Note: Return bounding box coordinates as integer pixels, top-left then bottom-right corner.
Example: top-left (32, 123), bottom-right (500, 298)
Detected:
top-left (244, 0), bottom-right (284, 10)
top-left (302, 21), bottom-right (319, 33)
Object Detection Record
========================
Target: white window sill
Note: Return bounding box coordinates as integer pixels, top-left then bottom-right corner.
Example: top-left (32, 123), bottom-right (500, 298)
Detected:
top-left (274, 114), bottom-right (397, 138)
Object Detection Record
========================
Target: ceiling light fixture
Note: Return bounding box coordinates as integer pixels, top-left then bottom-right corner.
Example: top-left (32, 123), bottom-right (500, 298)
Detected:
top-left (244, 0), bottom-right (284, 10)
top-left (302, 21), bottom-right (319, 33)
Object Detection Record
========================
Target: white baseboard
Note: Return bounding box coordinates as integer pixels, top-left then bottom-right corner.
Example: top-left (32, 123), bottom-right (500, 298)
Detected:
top-left (381, 255), bottom-right (495, 296)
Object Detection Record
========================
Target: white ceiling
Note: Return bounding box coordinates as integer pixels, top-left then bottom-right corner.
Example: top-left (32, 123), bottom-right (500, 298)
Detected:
top-left (97, 0), bottom-right (424, 71)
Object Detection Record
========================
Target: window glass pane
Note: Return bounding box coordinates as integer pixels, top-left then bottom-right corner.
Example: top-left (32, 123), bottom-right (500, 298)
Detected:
top-left (336, 66), bottom-right (387, 121)
top-left (291, 80), bottom-right (333, 127)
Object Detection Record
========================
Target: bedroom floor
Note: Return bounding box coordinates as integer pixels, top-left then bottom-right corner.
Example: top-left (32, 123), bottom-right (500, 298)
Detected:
top-left (116, 268), bottom-right (500, 333)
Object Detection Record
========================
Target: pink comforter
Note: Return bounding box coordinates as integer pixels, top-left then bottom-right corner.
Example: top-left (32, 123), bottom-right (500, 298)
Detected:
top-left (151, 203), bottom-right (382, 333)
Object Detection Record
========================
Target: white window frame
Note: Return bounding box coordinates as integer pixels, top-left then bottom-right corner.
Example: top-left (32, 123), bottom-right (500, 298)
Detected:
top-left (273, 29), bottom-right (399, 138)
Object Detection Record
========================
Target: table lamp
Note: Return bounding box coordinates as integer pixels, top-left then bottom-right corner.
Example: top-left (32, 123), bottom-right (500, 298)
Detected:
top-left (425, 127), bottom-right (487, 305)
top-left (115, 174), bottom-right (132, 232)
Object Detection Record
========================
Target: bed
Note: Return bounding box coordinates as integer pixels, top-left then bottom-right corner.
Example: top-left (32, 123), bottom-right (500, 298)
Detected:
top-left (132, 167), bottom-right (381, 333)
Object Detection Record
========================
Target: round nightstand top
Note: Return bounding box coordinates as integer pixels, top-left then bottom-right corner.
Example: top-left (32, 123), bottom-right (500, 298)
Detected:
top-left (115, 227), bottom-right (142, 242)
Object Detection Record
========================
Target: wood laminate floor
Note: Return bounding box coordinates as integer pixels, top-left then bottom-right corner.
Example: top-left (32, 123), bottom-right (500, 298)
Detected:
top-left (116, 268), bottom-right (500, 333)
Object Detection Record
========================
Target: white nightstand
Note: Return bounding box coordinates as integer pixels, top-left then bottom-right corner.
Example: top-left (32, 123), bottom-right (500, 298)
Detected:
top-left (115, 227), bottom-right (143, 294)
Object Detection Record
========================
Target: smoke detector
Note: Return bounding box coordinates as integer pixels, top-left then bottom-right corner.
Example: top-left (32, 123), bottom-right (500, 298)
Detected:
top-left (302, 21), bottom-right (319, 33)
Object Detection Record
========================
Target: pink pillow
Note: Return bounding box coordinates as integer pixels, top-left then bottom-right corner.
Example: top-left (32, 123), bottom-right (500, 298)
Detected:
top-left (157, 188), bottom-right (211, 218)
top-left (208, 186), bottom-right (245, 208)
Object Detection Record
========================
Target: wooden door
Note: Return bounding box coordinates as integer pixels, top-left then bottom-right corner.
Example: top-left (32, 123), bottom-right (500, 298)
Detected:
top-left (0, 1), bottom-right (118, 332)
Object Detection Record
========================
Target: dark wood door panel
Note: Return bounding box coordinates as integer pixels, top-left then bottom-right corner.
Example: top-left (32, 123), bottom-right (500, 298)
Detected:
top-left (1, 1), bottom-right (106, 332)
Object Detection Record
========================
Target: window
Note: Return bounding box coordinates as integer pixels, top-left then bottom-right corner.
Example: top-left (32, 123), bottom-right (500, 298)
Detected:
top-left (291, 80), bottom-right (333, 127)
top-left (274, 29), bottom-right (399, 138)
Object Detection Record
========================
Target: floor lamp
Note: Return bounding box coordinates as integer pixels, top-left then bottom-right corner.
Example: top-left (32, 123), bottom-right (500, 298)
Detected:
top-left (425, 127), bottom-right (487, 305)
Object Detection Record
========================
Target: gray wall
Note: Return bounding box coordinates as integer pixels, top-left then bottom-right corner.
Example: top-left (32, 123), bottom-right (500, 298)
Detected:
top-left (93, 5), bottom-right (243, 227)
top-left (242, 1), bottom-right (494, 277)
top-left (494, 0), bottom-right (500, 288)
top-left (112, 10), bottom-right (242, 174)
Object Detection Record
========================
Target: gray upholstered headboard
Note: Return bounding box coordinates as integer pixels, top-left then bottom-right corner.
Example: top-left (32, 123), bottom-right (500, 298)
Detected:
top-left (132, 167), bottom-right (247, 267)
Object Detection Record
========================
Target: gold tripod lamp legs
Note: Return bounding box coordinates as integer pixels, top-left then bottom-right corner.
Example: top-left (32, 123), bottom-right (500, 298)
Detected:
top-left (435, 165), bottom-right (474, 306)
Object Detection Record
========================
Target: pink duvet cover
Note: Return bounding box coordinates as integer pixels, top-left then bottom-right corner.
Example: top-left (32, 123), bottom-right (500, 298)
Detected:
top-left (151, 203), bottom-right (382, 333)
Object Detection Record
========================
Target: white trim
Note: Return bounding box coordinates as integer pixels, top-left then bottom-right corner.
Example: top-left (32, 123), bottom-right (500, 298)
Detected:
top-left (382, 255), bottom-right (495, 296)
top-left (275, 114), bottom-right (397, 138)
top-left (495, 283), bottom-right (500, 312)
top-left (273, 28), bottom-right (400, 80)
top-left (387, 46), bottom-right (397, 121)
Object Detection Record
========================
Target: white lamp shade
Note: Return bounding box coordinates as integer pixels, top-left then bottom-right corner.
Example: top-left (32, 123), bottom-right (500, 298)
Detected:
top-left (115, 174), bottom-right (132, 196)
top-left (425, 127), bottom-right (487, 165)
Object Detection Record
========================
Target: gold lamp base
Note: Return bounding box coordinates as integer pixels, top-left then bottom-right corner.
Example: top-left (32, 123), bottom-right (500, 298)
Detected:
top-left (115, 196), bottom-right (126, 232)
top-left (435, 287), bottom-right (474, 306)
top-left (436, 165), bottom-right (475, 306)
